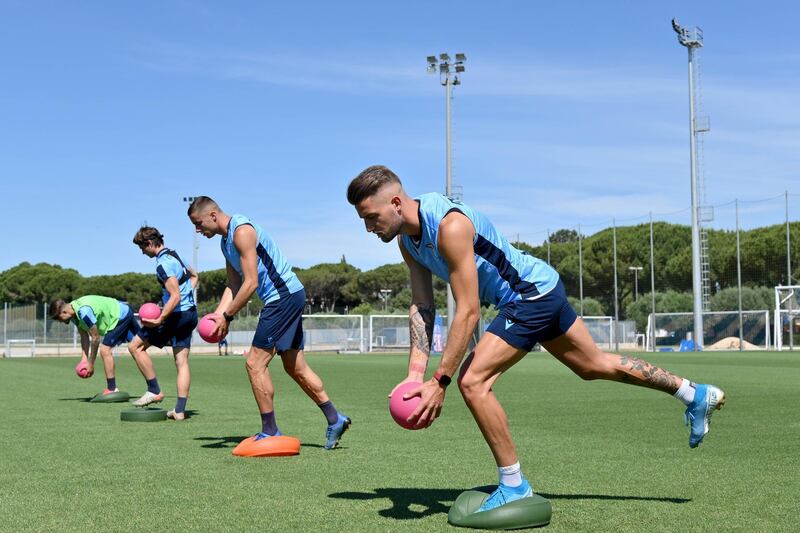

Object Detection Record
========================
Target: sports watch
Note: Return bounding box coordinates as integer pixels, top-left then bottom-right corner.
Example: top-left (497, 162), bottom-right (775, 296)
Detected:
top-left (433, 371), bottom-right (451, 388)
top-left (223, 311), bottom-right (235, 322)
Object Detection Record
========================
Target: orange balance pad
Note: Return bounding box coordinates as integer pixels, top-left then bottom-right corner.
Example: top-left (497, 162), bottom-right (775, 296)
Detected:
top-left (232, 435), bottom-right (301, 457)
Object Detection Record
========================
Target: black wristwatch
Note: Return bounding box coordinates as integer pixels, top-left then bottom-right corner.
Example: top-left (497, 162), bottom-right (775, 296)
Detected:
top-left (223, 311), bottom-right (235, 323)
top-left (433, 371), bottom-right (451, 388)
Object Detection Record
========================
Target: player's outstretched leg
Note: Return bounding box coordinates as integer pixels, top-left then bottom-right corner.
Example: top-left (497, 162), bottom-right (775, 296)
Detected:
top-left (541, 317), bottom-right (726, 448)
top-left (281, 349), bottom-right (350, 450)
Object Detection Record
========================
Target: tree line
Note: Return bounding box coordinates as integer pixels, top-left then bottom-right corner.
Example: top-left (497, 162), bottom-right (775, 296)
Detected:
top-left (2, 222), bottom-right (797, 330)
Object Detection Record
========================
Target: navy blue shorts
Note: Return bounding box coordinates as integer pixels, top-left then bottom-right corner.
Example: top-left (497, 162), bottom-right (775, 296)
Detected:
top-left (486, 280), bottom-right (578, 352)
top-left (102, 305), bottom-right (141, 347)
top-left (252, 290), bottom-right (305, 353)
top-left (139, 308), bottom-right (198, 349)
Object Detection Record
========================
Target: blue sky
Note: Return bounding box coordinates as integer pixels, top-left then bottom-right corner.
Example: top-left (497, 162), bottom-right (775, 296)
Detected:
top-left (1, 1), bottom-right (798, 276)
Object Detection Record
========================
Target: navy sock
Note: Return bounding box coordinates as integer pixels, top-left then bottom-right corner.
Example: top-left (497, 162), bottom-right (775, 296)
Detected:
top-left (260, 411), bottom-right (279, 435)
top-left (318, 400), bottom-right (339, 426)
top-left (107, 377), bottom-right (116, 390)
top-left (146, 378), bottom-right (160, 395)
top-left (175, 397), bottom-right (187, 413)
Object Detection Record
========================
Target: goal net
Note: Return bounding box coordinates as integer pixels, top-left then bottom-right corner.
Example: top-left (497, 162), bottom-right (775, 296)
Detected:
top-left (582, 316), bottom-right (614, 350)
top-left (302, 315), bottom-right (364, 353)
top-left (648, 311), bottom-right (770, 351)
top-left (774, 285), bottom-right (800, 351)
top-left (4, 339), bottom-right (36, 358)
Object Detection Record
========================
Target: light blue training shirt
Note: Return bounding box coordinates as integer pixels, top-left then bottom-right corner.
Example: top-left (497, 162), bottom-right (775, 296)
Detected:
top-left (221, 214), bottom-right (304, 304)
top-left (400, 193), bottom-right (560, 307)
top-left (155, 248), bottom-right (196, 311)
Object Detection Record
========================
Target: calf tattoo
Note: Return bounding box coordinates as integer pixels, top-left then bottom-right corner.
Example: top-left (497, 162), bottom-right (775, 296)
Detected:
top-left (619, 355), bottom-right (681, 392)
top-left (410, 303), bottom-right (436, 355)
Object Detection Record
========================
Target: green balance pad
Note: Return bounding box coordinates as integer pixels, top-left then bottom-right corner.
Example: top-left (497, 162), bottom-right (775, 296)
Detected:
top-left (448, 489), bottom-right (551, 530)
top-left (120, 407), bottom-right (167, 422)
top-left (89, 391), bottom-right (130, 403)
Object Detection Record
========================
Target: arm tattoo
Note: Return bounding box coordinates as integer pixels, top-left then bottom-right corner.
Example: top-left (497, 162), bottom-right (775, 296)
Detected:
top-left (619, 356), bottom-right (681, 392)
top-left (409, 303), bottom-right (436, 355)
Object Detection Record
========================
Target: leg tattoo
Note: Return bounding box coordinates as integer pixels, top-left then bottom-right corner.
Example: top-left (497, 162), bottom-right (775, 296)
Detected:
top-left (618, 355), bottom-right (681, 393)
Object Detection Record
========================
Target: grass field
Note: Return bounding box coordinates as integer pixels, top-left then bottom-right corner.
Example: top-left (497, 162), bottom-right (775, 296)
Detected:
top-left (1, 350), bottom-right (798, 532)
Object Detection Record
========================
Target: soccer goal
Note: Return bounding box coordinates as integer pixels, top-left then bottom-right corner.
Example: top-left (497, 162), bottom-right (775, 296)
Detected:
top-left (4, 339), bottom-right (36, 358)
top-left (648, 311), bottom-right (770, 351)
top-left (302, 315), bottom-right (364, 353)
top-left (774, 285), bottom-right (800, 351)
top-left (582, 316), bottom-right (614, 350)
top-left (369, 315), bottom-right (410, 352)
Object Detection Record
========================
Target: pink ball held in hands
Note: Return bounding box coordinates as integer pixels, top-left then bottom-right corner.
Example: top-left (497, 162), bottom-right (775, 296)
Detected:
top-left (389, 381), bottom-right (424, 430)
top-left (198, 314), bottom-right (222, 343)
top-left (75, 359), bottom-right (90, 379)
top-left (138, 303), bottom-right (161, 321)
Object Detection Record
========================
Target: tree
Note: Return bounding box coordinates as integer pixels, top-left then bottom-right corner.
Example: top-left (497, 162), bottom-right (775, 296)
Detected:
top-left (0, 262), bottom-right (82, 303)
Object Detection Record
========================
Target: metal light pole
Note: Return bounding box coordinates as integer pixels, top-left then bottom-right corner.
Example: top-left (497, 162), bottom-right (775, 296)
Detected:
top-left (629, 266), bottom-right (643, 302)
top-left (672, 18), bottom-right (705, 351)
top-left (182, 196), bottom-right (200, 301)
top-left (379, 289), bottom-right (392, 312)
top-left (427, 52), bottom-right (466, 336)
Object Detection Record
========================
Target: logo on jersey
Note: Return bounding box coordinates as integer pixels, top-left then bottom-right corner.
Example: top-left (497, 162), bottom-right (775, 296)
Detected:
top-left (505, 319), bottom-right (514, 330)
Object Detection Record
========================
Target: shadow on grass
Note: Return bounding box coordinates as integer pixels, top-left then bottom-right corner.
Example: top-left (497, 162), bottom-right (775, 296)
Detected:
top-left (58, 397), bottom-right (93, 402)
top-left (194, 436), bottom-right (249, 449)
top-left (328, 487), bottom-right (690, 520)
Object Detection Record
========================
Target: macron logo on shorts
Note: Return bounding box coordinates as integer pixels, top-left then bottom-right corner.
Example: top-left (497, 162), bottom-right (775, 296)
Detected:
top-left (505, 319), bottom-right (514, 330)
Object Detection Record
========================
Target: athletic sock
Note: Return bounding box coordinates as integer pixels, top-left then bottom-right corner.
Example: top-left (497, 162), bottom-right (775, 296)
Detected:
top-left (318, 400), bottom-right (339, 425)
top-left (175, 397), bottom-right (187, 413)
top-left (260, 411), bottom-right (279, 435)
top-left (107, 377), bottom-right (116, 390)
top-left (498, 462), bottom-right (523, 487)
top-left (146, 378), bottom-right (161, 395)
top-left (674, 379), bottom-right (696, 406)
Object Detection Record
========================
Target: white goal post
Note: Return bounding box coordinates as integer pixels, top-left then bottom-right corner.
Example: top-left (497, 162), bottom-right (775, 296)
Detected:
top-left (4, 339), bottom-right (36, 358)
top-left (774, 285), bottom-right (800, 351)
top-left (647, 311), bottom-right (771, 351)
top-left (582, 316), bottom-right (614, 350)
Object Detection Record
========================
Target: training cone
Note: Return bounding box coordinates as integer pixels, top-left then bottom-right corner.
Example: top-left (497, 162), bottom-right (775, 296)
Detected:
top-left (448, 489), bottom-right (552, 530)
top-left (232, 435), bottom-right (301, 457)
top-left (90, 390), bottom-right (130, 403)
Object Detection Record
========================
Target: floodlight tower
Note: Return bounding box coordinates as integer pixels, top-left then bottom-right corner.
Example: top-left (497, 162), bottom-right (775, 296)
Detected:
top-left (182, 196), bottom-right (200, 300)
top-left (427, 52), bottom-right (466, 334)
top-left (672, 18), bottom-right (705, 351)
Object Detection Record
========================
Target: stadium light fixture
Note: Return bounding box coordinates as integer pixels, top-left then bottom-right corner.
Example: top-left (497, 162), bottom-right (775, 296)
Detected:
top-left (672, 17), bottom-right (705, 351)
top-left (426, 51), bottom-right (467, 334)
top-left (629, 266), bottom-right (643, 301)
top-left (182, 196), bottom-right (200, 299)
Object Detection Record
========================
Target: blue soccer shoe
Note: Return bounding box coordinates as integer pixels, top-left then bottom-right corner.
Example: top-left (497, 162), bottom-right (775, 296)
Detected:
top-left (477, 477), bottom-right (534, 512)
top-left (685, 383), bottom-right (726, 448)
top-left (325, 414), bottom-right (351, 450)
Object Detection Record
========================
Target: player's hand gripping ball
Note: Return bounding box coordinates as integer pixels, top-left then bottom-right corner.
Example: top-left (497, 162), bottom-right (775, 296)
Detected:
top-left (389, 381), bottom-right (424, 430)
top-left (75, 359), bottom-right (91, 379)
top-left (198, 314), bottom-right (222, 343)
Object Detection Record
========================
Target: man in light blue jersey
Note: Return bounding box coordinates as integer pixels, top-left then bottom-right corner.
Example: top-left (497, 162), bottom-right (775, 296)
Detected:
top-left (347, 165), bottom-right (725, 512)
top-left (132, 226), bottom-right (199, 419)
top-left (187, 196), bottom-right (351, 450)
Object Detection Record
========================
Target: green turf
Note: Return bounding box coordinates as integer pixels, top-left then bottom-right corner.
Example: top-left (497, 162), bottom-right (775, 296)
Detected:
top-left (1, 351), bottom-right (798, 532)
